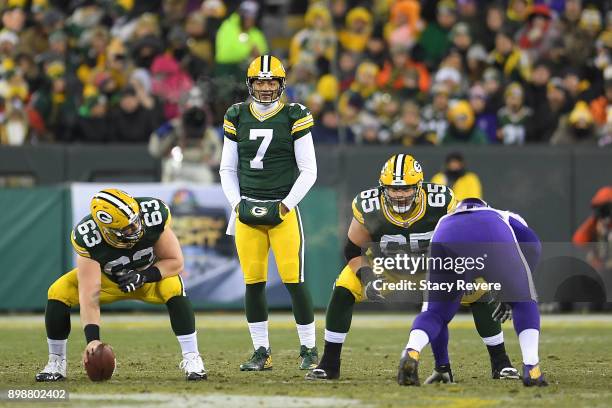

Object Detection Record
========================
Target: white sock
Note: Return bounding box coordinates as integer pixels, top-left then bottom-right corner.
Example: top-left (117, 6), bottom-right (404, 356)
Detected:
top-left (324, 329), bottom-right (347, 344)
top-left (296, 322), bottom-right (316, 348)
top-left (482, 332), bottom-right (504, 346)
top-left (177, 332), bottom-right (199, 358)
top-left (248, 321), bottom-right (269, 349)
top-left (47, 339), bottom-right (67, 358)
top-left (518, 328), bottom-right (539, 365)
top-left (405, 329), bottom-right (429, 353)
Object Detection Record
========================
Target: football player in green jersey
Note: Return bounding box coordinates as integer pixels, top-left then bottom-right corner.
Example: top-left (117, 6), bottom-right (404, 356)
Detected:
top-left (306, 154), bottom-right (518, 382)
top-left (219, 55), bottom-right (318, 371)
top-left (36, 189), bottom-right (206, 382)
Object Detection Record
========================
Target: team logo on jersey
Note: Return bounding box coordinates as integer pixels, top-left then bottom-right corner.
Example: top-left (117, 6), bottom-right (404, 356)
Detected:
top-left (251, 206), bottom-right (268, 217)
top-left (413, 161), bottom-right (422, 173)
top-left (96, 210), bottom-right (113, 224)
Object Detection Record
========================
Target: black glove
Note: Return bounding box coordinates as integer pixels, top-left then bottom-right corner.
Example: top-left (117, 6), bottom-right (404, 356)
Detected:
top-left (357, 266), bottom-right (386, 302)
top-left (117, 266), bottom-right (162, 293)
top-left (491, 301), bottom-right (512, 323)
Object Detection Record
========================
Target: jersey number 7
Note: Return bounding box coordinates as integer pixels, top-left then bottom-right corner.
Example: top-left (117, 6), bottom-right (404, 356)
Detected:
top-left (249, 129), bottom-right (273, 169)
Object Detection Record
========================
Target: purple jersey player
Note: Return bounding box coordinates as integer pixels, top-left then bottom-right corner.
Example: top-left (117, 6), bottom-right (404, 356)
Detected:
top-left (397, 198), bottom-right (547, 387)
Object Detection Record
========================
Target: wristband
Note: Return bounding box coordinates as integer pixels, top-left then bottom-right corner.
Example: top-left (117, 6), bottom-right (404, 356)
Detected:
top-left (141, 266), bottom-right (162, 282)
top-left (84, 324), bottom-right (100, 343)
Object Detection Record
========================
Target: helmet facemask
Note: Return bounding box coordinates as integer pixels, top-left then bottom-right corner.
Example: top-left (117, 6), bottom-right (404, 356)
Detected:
top-left (247, 77), bottom-right (285, 104)
top-left (100, 214), bottom-right (144, 249)
top-left (380, 183), bottom-right (421, 214)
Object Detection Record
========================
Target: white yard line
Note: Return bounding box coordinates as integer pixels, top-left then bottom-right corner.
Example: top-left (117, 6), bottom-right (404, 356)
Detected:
top-left (70, 393), bottom-right (367, 408)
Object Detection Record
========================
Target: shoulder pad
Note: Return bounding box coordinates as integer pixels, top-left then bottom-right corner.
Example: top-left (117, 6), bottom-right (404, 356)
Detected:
top-left (288, 103), bottom-right (314, 138)
top-left (71, 217), bottom-right (101, 256)
top-left (138, 197), bottom-right (171, 230)
top-left (223, 103), bottom-right (242, 140)
top-left (352, 187), bottom-right (381, 224)
top-left (422, 183), bottom-right (454, 211)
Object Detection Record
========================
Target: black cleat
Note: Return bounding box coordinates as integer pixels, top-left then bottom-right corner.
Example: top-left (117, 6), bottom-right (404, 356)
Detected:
top-left (397, 349), bottom-right (420, 386)
top-left (492, 355), bottom-right (520, 379)
top-left (305, 361), bottom-right (340, 380)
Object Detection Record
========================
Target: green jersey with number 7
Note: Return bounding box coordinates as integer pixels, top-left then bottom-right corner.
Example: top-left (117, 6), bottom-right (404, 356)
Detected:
top-left (222, 102), bottom-right (314, 200)
top-left (71, 197), bottom-right (171, 283)
top-left (351, 182), bottom-right (457, 252)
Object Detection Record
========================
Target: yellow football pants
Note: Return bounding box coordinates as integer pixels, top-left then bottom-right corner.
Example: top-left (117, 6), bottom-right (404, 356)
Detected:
top-left (235, 207), bottom-right (304, 284)
top-left (47, 268), bottom-right (185, 307)
top-left (335, 264), bottom-right (365, 302)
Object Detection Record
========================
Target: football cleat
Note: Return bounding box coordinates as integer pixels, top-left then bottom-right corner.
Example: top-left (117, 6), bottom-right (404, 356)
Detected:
top-left (305, 361), bottom-right (341, 381)
top-left (492, 355), bottom-right (520, 380)
top-left (35, 354), bottom-right (66, 382)
top-left (179, 353), bottom-right (207, 381)
top-left (424, 364), bottom-right (455, 384)
top-left (523, 364), bottom-right (548, 387)
top-left (494, 366), bottom-right (521, 380)
top-left (397, 349), bottom-right (420, 386)
top-left (240, 346), bottom-right (272, 371)
top-left (299, 345), bottom-right (319, 370)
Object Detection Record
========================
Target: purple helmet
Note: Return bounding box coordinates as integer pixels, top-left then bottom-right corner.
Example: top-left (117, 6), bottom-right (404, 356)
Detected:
top-left (456, 197), bottom-right (489, 210)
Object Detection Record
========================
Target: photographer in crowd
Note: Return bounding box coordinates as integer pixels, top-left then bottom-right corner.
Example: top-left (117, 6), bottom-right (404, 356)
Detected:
top-left (148, 87), bottom-right (221, 184)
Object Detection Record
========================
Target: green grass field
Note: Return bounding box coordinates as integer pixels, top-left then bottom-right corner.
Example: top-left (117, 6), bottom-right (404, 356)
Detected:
top-left (1, 313), bottom-right (611, 408)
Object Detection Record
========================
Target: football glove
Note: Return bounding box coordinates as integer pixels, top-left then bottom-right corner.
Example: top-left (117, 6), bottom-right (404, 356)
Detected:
top-left (357, 266), bottom-right (386, 302)
top-left (491, 301), bottom-right (512, 323)
top-left (117, 266), bottom-right (162, 293)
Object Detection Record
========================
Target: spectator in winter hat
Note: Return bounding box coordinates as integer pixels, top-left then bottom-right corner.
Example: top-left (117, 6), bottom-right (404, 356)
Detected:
top-left (497, 82), bottom-right (533, 145)
top-left (551, 100), bottom-right (598, 145)
top-left (422, 82), bottom-right (451, 142)
top-left (466, 43), bottom-right (488, 83)
top-left (516, 4), bottom-right (560, 62)
top-left (338, 7), bottom-right (373, 53)
top-left (443, 100), bottom-right (488, 144)
top-left (469, 83), bottom-right (497, 143)
top-left (418, 0), bottom-right (456, 68)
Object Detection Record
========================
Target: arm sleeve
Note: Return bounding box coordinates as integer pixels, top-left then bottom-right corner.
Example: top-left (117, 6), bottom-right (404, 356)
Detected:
top-left (219, 136), bottom-right (241, 210)
top-left (281, 132), bottom-right (317, 211)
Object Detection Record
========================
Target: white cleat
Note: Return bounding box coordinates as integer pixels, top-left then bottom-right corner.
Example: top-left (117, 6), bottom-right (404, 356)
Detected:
top-left (179, 353), bottom-right (207, 381)
top-left (35, 354), bottom-right (66, 382)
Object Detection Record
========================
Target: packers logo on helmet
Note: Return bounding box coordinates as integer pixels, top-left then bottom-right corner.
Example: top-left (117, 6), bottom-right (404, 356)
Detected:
top-left (379, 154), bottom-right (424, 214)
top-left (90, 189), bottom-right (144, 248)
top-left (246, 55), bottom-right (286, 104)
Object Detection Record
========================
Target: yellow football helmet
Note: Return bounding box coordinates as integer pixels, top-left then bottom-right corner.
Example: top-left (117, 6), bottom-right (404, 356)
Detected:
top-left (379, 154), bottom-right (424, 214)
top-left (246, 55), bottom-right (286, 104)
top-left (90, 189), bottom-right (144, 248)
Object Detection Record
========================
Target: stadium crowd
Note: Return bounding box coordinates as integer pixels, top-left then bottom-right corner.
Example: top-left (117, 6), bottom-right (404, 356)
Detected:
top-left (0, 0), bottom-right (611, 148)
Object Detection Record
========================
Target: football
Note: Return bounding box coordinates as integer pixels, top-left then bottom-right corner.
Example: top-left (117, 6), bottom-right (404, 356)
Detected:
top-left (84, 343), bottom-right (115, 382)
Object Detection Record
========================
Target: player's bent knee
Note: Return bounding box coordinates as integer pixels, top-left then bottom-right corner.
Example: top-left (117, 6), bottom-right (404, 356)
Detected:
top-left (335, 265), bottom-right (363, 302)
top-left (157, 276), bottom-right (184, 303)
top-left (47, 275), bottom-right (79, 307)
